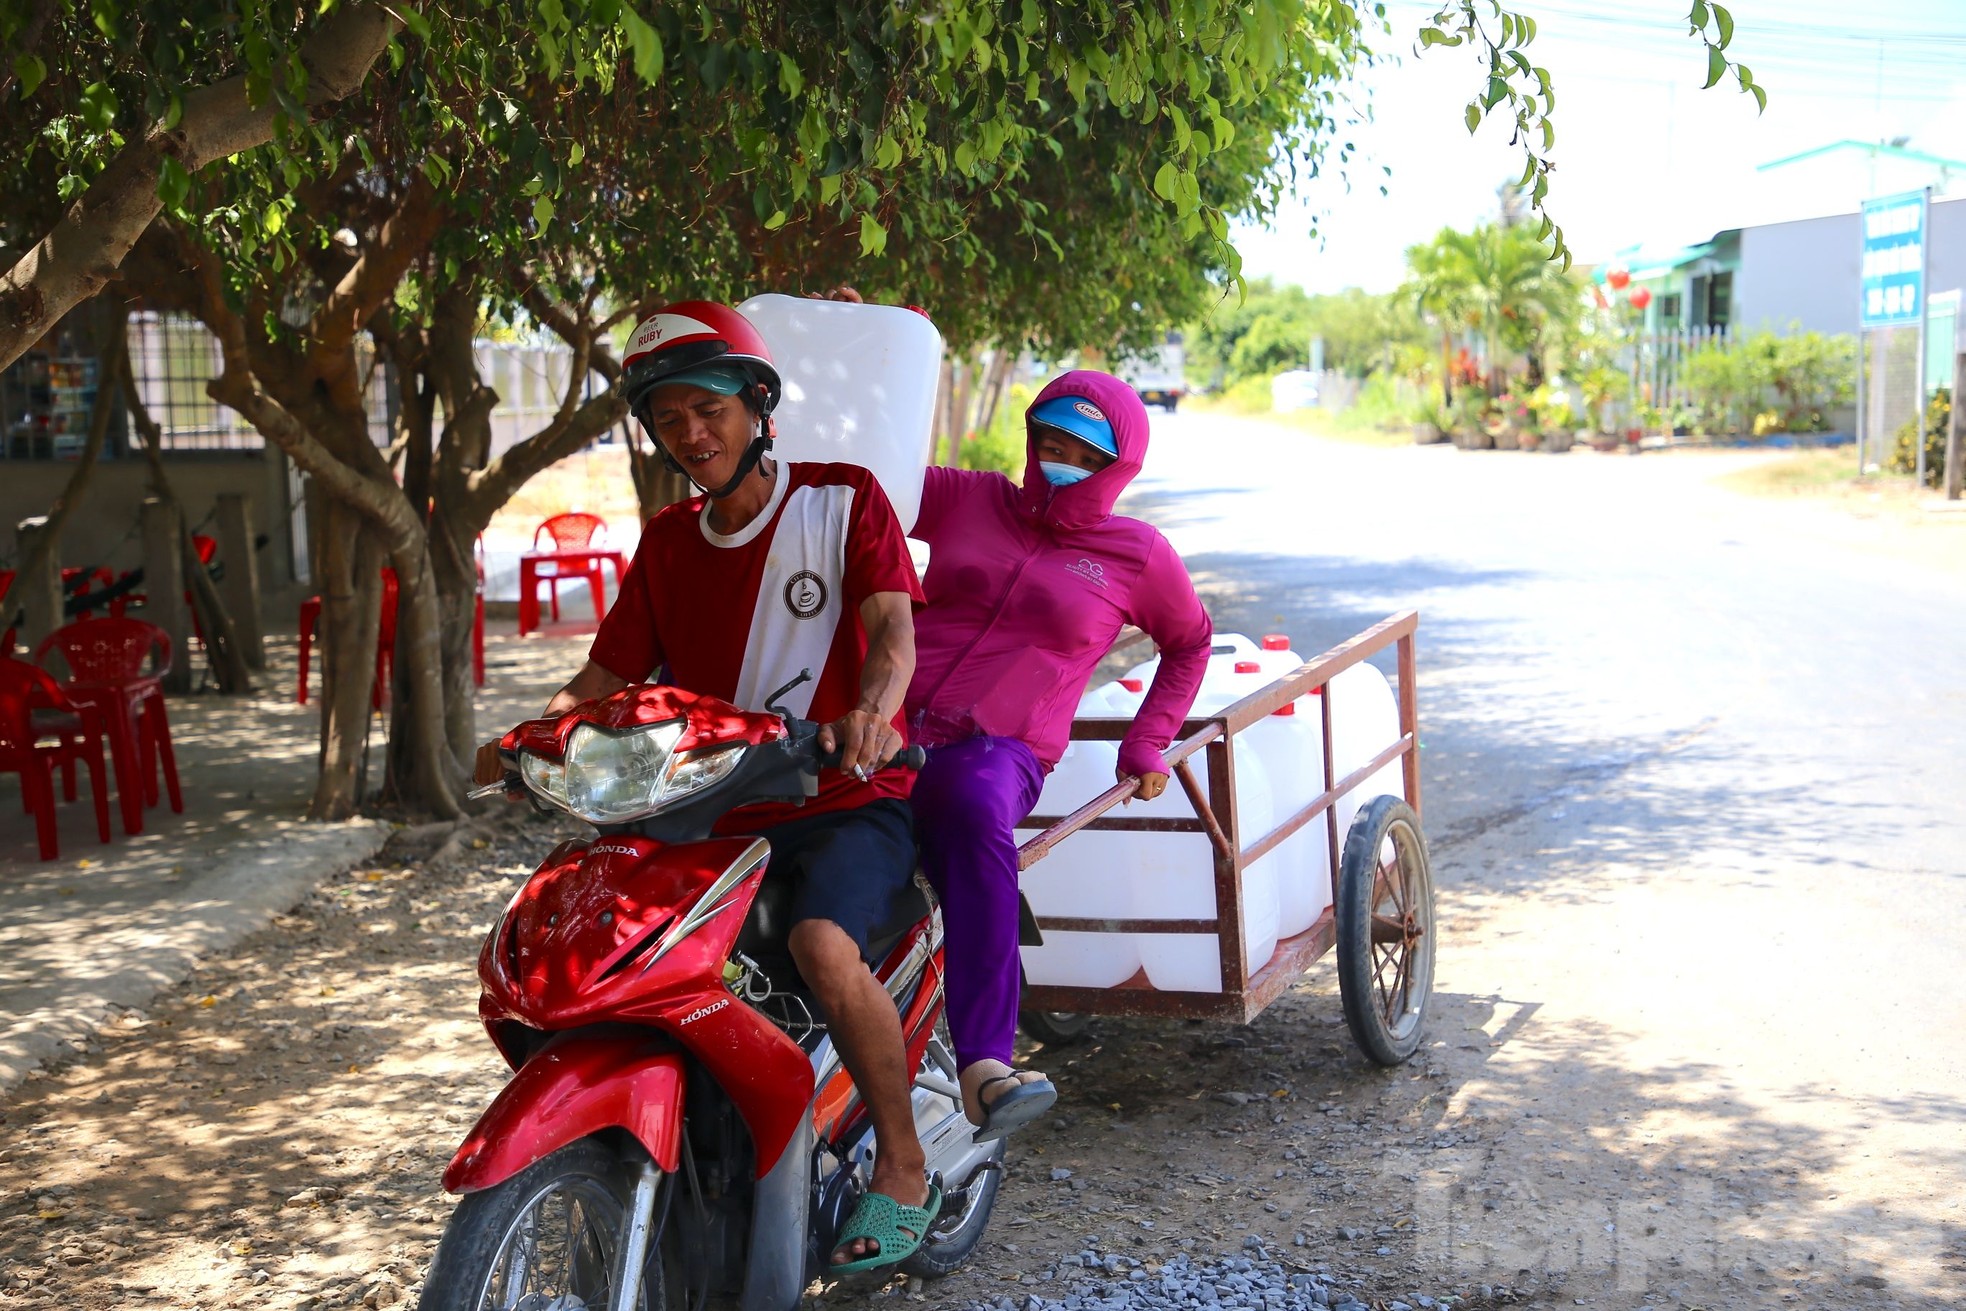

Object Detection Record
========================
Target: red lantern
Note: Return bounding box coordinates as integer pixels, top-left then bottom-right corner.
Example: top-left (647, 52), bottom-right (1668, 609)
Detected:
top-left (1607, 268), bottom-right (1631, 291)
top-left (1629, 286), bottom-right (1652, 310)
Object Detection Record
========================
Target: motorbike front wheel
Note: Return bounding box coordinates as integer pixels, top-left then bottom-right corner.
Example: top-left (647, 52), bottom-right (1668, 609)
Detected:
top-left (419, 1138), bottom-right (659, 1311)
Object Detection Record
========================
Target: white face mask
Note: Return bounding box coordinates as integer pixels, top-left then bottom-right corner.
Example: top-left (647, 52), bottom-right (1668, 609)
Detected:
top-left (1040, 460), bottom-right (1094, 487)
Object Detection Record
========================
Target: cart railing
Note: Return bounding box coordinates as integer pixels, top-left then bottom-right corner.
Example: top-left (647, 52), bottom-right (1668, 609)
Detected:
top-left (1014, 610), bottom-right (1420, 1023)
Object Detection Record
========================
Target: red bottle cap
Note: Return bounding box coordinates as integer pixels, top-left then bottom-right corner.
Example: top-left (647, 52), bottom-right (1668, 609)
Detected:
top-left (1261, 634), bottom-right (1290, 650)
top-left (1273, 702), bottom-right (1296, 716)
top-left (1234, 661), bottom-right (1260, 673)
top-left (1119, 678), bottom-right (1144, 693)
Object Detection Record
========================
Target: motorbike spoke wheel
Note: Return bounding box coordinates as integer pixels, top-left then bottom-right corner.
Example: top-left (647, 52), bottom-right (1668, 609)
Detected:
top-left (898, 1035), bottom-right (1006, 1279)
top-left (419, 1140), bottom-right (646, 1311)
top-left (1334, 796), bottom-right (1436, 1067)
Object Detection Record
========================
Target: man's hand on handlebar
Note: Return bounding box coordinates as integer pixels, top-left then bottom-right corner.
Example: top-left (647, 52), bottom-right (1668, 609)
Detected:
top-left (817, 709), bottom-right (903, 779)
top-left (473, 741), bottom-right (507, 788)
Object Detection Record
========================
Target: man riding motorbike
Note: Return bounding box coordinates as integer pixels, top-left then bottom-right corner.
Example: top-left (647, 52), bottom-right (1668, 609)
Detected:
top-left (472, 299), bottom-right (936, 1272)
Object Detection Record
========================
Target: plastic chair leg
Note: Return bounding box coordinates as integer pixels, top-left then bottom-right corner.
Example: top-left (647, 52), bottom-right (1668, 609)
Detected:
top-left (586, 566), bottom-right (608, 623)
top-left (473, 594), bottom-right (486, 686)
top-left (548, 578), bottom-right (561, 622)
top-left (143, 695), bottom-right (184, 814)
top-left (23, 763), bottom-right (58, 861)
top-left (297, 600), bottom-right (319, 705)
top-left (84, 742), bottom-right (111, 843)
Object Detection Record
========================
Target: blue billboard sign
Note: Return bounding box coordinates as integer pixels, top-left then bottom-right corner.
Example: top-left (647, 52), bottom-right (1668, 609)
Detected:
top-left (1860, 189), bottom-right (1927, 328)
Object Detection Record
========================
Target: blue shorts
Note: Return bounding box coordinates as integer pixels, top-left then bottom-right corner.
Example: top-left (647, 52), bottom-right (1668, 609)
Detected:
top-left (753, 798), bottom-right (918, 962)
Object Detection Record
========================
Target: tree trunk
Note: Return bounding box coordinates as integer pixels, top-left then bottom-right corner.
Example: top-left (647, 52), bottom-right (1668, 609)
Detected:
top-left (311, 504), bottom-right (383, 820)
top-left (973, 347), bottom-right (1017, 440)
top-left (1439, 330), bottom-right (1455, 407)
top-left (0, 4), bottom-right (398, 370)
top-left (382, 536), bottom-right (462, 819)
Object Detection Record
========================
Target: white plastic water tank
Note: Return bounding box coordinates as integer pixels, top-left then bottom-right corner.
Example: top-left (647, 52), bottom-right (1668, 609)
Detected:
top-left (1017, 683), bottom-right (1140, 989)
top-left (1130, 646), bottom-right (1280, 992)
top-left (1237, 636), bottom-right (1333, 939)
top-left (1328, 662), bottom-right (1406, 847)
top-left (736, 295), bottom-right (942, 532)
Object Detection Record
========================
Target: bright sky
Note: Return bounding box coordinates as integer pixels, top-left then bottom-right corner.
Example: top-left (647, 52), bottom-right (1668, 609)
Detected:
top-left (1234, 0), bottom-right (1966, 293)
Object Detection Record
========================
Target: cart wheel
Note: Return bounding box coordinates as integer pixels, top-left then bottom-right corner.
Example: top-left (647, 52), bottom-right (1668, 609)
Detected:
top-left (1335, 796), bottom-right (1436, 1066)
top-left (1018, 1011), bottom-right (1092, 1046)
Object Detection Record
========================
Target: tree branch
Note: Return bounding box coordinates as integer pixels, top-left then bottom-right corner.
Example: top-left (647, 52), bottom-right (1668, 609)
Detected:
top-left (312, 171), bottom-right (443, 364)
top-left (0, 2), bottom-right (400, 370)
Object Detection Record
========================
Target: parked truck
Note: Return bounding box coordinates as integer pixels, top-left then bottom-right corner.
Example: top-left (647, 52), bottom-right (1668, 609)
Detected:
top-left (1118, 330), bottom-right (1187, 411)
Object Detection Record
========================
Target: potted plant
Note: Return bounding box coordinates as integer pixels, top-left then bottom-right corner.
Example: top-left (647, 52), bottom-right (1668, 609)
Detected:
top-left (1451, 391), bottom-right (1492, 449)
top-left (1494, 391), bottom-right (1536, 449)
top-left (1410, 391), bottom-right (1450, 445)
top-left (1538, 399), bottom-right (1579, 453)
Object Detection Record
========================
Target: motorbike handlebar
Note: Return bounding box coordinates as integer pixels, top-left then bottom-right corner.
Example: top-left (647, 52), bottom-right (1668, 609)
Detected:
top-left (794, 723), bottom-right (924, 774)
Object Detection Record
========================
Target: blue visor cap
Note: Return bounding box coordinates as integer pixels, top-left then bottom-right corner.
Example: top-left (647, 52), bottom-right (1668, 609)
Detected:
top-left (651, 365), bottom-right (750, 397)
top-left (1028, 395), bottom-right (1119, 458)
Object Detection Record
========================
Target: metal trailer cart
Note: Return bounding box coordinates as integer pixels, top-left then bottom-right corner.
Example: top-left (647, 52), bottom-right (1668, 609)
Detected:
top-left (1013, 611), bottom-right (1436, 1066)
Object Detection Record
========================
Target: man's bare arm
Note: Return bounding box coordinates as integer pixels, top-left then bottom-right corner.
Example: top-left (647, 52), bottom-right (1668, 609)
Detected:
top-left (818, 591), bottom-right (916, 776)
top-left (544, 660), bottom-right (631, 716)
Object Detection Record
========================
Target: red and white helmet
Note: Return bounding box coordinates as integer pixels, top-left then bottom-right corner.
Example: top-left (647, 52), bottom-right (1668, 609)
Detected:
top-left (619, 300), bottom-right (782, 418)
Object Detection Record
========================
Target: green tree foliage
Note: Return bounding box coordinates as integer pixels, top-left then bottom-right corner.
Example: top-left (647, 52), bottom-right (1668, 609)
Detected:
top-left (1419, 0), bottom-right (1766, 265)
top-left (1400, 219), bottom-right (1579, 391)
top-left (1890, 387), bottom-right (1948, 487)
top-left (0, 0), bottom-right (1384, 819)
top-left (1187, 280), bottom-right (1424, 389)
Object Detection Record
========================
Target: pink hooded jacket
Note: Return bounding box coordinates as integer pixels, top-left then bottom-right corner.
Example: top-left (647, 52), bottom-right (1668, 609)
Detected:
top-left (906, 370), bottom-right (1212, 779)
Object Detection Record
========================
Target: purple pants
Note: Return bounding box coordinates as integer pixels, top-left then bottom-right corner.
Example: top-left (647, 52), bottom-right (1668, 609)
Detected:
top-left (911, 735), bottom-right (1046, 1071)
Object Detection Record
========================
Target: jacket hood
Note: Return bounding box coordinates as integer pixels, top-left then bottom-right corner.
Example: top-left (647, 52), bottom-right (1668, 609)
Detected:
top-left (1018, 370), bottom-right (1149, 530)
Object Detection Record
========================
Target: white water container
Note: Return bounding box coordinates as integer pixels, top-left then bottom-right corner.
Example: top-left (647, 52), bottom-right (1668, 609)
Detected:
top-left (1244, 691), bottom-right (1332, 939)
top-left (1329, 662), bottom-right (1406, 846)
top-left (736, 295), bottom-right (942, 532)
top-left (1018, 684), bottom-right (1140, 989)
top-left (1130, 652), bottom-right (1281, 992)
top-left (1239, 635), bottom-right (1332, 938)
top-left (1124, 632), bottom-right (1262, 705)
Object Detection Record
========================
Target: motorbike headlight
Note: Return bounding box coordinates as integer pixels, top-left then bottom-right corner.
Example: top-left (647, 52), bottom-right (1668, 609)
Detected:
top-left (663, 745), bottom-right (742, 800)
top-left (519, 752), bottom-right (569, 809)
top-left (520, 721), bottom-right (746, 825)
top-left (560, 719), bottom-right (686, 823)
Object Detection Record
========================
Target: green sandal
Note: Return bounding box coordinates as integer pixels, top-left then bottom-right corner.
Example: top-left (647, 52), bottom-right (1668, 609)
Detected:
top-left (829, 1183), bottom-right (944, 1275)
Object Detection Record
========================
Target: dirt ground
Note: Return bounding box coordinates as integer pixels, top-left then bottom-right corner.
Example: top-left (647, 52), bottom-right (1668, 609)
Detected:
top-left (2, 801), bottom-right (1919, 1311)
top-left (3, 438), bottom-right (1960, 1311)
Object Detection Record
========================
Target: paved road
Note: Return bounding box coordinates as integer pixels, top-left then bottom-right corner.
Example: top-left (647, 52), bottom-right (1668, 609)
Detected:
top-left (1123, 413), bottom-right (1966, 1305)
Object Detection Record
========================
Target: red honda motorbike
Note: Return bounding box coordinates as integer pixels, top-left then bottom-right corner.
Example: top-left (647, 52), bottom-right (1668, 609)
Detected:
top-left (419, 681), bottom-right (1003, 1311)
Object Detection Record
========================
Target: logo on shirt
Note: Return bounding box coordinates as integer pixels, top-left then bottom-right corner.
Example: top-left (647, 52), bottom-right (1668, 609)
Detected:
top-left (1065, 557), bottom-right (1107, 589)
top-left (784, 570), bottom-right (828, 619)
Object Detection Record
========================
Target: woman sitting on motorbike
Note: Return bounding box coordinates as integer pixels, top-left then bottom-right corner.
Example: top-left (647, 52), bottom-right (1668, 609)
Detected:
top-left (906, 369), bottom-right (1211, 1139)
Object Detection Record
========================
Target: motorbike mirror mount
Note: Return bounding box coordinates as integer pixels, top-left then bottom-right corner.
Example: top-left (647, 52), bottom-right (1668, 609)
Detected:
top-left (763, 668), bottom-right (815, 719)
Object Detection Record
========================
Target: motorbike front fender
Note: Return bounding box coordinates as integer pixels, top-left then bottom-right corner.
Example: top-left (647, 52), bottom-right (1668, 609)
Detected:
top-left (443, 1032), bottom-right (683, 1194)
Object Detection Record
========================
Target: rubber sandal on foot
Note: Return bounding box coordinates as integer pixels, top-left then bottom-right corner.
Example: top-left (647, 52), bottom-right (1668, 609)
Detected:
top-left (972, 1074), bottom-right (1057, 1143)
top-left (829, 1184), bottom-right (943, 1274)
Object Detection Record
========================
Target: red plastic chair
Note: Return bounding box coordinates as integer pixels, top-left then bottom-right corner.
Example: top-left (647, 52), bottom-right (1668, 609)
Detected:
top-left (34, 617), bottom-right (182, 833)
top-left (297, 568), bottom-right (399, 708)
top-left (1, 656), bottom-right (114, 860)
top-left (529, 513), bottom-right (610, 624)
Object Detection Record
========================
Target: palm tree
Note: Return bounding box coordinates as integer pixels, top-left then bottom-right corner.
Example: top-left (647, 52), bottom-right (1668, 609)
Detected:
top-left (1404, 221), bottom-right (1579, 396)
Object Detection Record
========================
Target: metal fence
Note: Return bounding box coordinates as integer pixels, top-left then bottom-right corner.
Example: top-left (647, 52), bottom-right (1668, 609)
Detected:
top-left (1630, 326), bottom-right (1730, 420)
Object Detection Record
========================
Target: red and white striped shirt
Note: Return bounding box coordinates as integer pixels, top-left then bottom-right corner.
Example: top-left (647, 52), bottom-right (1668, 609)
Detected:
top-left (590, 461), bottom-right (924, 829)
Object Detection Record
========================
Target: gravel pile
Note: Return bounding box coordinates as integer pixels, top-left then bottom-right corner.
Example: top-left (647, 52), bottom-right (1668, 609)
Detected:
top-left (957, 1237), bottom-right (1463, 1311)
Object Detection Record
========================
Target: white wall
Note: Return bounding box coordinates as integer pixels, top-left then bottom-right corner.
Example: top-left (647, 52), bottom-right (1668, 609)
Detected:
top-left (1737, 197), bottom-right (1966, 337)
